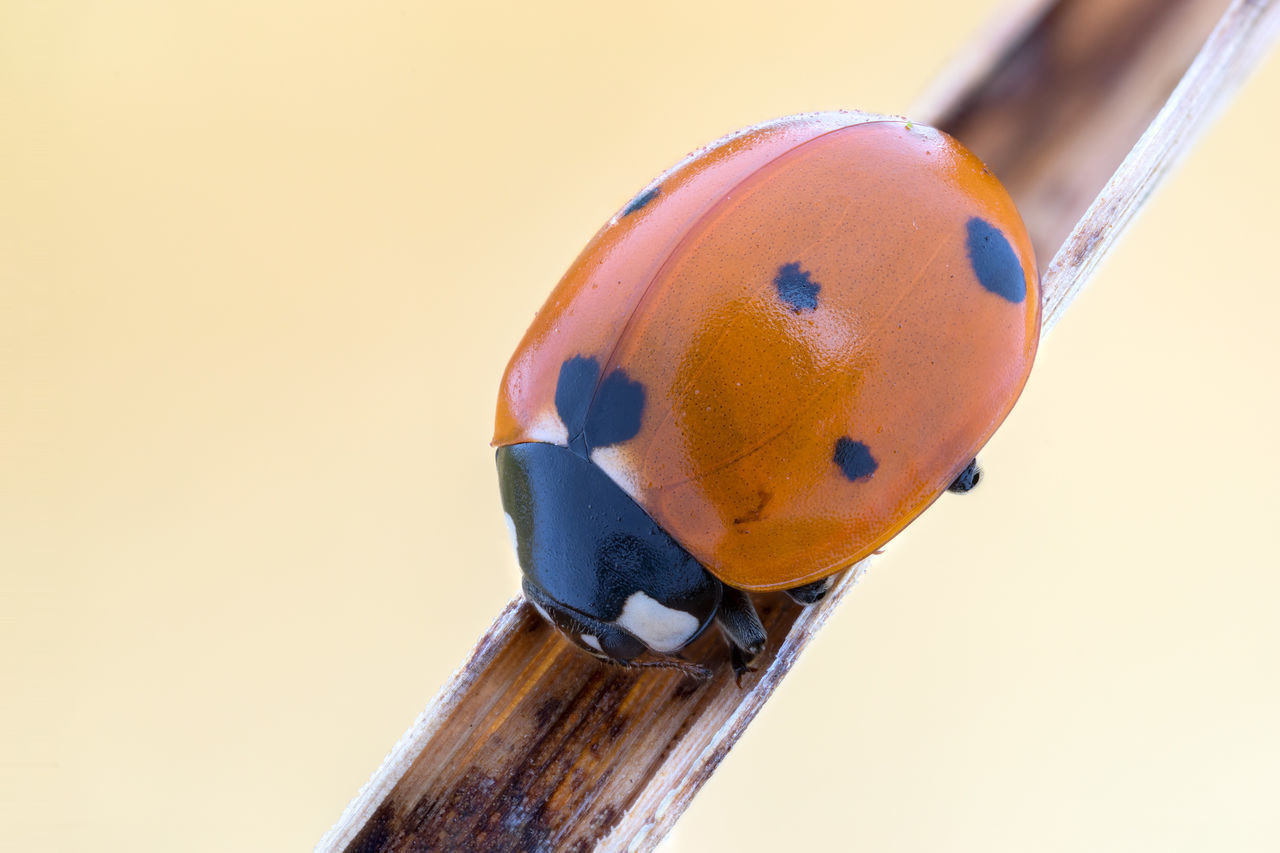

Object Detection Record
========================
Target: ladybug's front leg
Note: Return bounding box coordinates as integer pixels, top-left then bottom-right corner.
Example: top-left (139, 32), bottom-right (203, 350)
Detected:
top-left (715, 585), bottom-right (766, 682)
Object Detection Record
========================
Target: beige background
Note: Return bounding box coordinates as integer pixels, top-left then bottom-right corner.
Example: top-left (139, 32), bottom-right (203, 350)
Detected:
top-left (4, 1), bottom-right (1279, 850)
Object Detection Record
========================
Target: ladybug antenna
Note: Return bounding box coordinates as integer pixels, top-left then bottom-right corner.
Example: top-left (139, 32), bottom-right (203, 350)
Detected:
top-left (606, 656), bottom-right (712, 680)
top-left (638, 658), bottom-right (713, 680)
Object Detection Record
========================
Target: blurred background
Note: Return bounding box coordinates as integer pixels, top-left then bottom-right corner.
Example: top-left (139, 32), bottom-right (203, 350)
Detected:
top-left (4, 1), bottom-right (1278, 850)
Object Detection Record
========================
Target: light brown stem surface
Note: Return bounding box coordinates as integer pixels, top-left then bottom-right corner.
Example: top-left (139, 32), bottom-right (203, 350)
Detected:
top-left (318, 1), bottom-right (1280, 850)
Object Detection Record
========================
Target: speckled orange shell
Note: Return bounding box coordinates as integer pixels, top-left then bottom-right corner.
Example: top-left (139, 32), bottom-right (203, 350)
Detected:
top-left (494, 112), bottom-right (1040, 592)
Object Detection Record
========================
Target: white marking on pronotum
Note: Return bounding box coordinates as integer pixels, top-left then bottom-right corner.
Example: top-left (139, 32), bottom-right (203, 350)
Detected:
top-left (580, 634), bottom-right (603, 652)
top-left (503, 512), bottom-right (521, 560)
top-left (590, 446), bottom-right (643, 502)
top-left (526, 407), bottom-right (569, 446)
top-left (615, 591), bottom-right (699, 653)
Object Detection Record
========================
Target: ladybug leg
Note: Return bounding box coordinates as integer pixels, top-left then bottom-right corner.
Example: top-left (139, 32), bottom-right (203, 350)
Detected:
top-left (715, 584), bottom-right (766, 681)
top-left (784, 577), bottom-right (835, 605)
top-left (947, 458), bottom-right (982, 493)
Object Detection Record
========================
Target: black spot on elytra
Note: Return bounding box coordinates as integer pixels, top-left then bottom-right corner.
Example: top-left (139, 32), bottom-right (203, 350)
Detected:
top-left (965, 218), bottom-right (1026, 303)
top-left (622, 186), bottom-right (660, 216)
top-left (585, 368), bottom-right (645, 448)
top-left (834, 436), bottom-right (878, 482)
top-left (555, 355), bottom-right (645, 456)
top-left (555, 356), bottom-right (600, 451)
top-left (774, 262), bottom-right (821, 311)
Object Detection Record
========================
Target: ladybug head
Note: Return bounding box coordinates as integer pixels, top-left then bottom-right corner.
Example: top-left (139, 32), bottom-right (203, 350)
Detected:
top-left (496, 442), bottom-right (721, 669)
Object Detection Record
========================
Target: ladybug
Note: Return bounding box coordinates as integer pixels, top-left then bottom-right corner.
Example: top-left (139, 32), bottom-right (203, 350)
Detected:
top-left (494, 111), bottom-right (1040, 676)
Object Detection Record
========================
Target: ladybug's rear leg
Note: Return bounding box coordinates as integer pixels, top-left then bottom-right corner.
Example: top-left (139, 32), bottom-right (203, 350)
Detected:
top-left (947, 458), bottom-right (982, 493)
top-left (784, 577), bottom-right (835, 605)
top-left (715, 584), bottom-right (766, 681)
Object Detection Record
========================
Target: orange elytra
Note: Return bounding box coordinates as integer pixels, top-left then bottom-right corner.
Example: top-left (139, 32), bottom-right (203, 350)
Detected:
top-left (494, 111), bottom-right (1039, 674)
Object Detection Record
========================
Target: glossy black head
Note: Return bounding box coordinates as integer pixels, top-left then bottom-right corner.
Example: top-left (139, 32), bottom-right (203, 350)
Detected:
top-left (497, 442), bottom-right (721, 665)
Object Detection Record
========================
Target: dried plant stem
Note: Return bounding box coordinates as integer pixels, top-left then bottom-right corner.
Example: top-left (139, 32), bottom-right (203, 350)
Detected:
top-left (318, 1), bottom-right (1280, 851)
